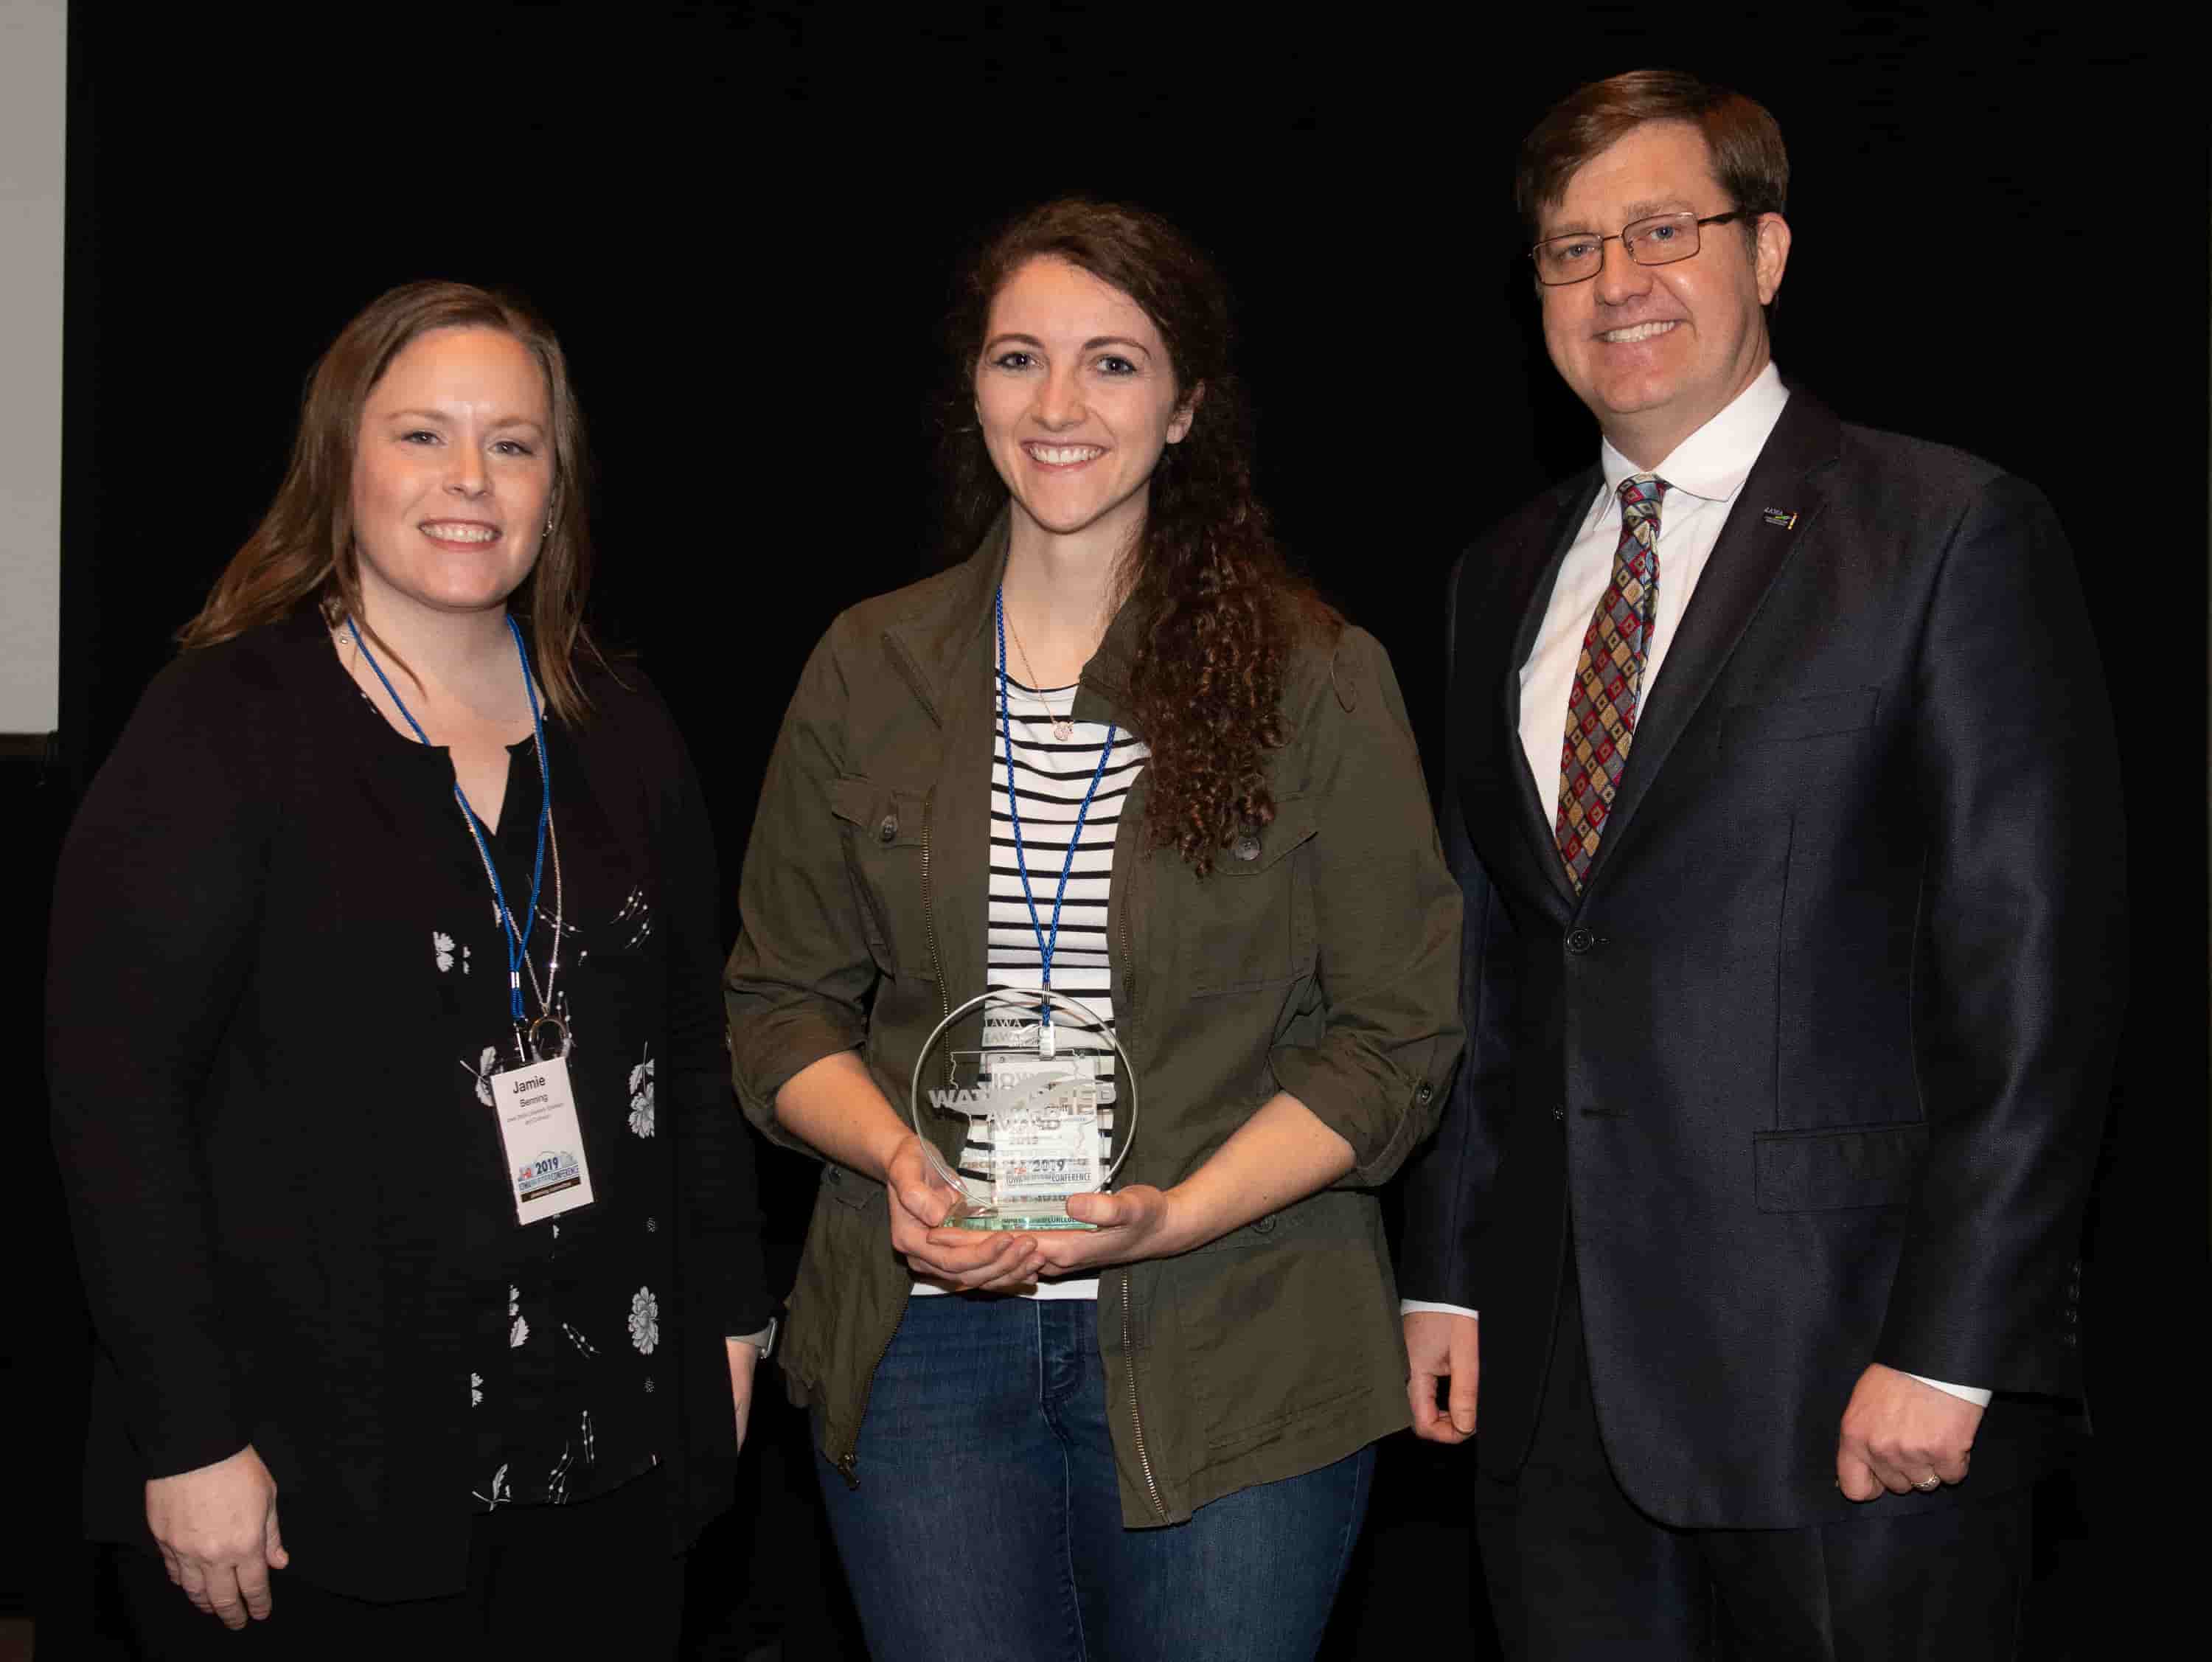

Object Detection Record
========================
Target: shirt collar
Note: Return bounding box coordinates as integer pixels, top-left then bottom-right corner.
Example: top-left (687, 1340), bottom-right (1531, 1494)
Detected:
top-left (1592, 361), bottom-right (1791, 515)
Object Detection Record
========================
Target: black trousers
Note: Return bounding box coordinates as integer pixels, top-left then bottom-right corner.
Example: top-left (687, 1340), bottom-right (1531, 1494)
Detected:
top-left (1477, 1272), bottom-right (2029, 1661)
top-left (109, 1467), bottom-right (686, 1660)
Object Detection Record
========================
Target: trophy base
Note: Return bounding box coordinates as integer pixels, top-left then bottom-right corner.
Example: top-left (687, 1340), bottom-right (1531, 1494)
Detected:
top-left (945, 1208), bottom-right (1099, 1232)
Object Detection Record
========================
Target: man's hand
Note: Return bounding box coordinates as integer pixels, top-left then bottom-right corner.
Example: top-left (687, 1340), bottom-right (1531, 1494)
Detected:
top-left (726, 1337), bottom-right (760, 1455)
top-left (1836, 1362), bottom-right (1981, 1500)
top-left (145, 1444), bottom-right (288, 1628)
top-left (883, 1134), bottom-right (1043, 1290)
top-left (1405, 1311), bottom-right (1480, 1444)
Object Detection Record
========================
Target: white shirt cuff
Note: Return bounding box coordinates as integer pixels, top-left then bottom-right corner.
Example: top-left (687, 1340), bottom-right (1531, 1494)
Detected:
top-left (1905, 1372), bottom-right (1992, 1407)
top-left (1401, 1300), bottom-right (1478, 1319)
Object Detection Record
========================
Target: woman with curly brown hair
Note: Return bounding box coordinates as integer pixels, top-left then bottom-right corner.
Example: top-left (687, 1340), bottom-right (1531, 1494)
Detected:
top-left (726, 199), bottom-right (1463, 1661)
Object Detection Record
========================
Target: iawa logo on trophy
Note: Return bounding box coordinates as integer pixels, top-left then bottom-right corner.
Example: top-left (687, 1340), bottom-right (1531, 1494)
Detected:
top-left (908, 987), bottom-right (1139, 1231)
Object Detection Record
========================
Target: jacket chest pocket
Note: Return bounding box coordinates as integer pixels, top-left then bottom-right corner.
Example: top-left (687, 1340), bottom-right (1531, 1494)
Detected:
top-left (1181, 797), bottom-right (1320, 997)
top-left (1722, 687), bottom-right (1879, 748)
top-left (829, 776), bottom-right (930, 975)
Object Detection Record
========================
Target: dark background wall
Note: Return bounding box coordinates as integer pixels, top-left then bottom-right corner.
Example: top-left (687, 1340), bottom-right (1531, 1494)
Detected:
top-left (10, 6), bottom-right (2199, 1655)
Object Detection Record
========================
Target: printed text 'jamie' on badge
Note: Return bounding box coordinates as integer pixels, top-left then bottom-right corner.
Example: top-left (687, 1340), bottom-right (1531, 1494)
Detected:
top-left (491, 1055), bottom-right (597, 1224)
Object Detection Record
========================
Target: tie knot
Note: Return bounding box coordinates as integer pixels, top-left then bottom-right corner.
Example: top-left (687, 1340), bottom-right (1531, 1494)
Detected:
top-left (1618, 473), bottom-right (1667, 515)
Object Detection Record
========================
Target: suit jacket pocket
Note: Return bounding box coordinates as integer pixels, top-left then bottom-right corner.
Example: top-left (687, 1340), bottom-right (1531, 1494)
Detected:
top-left (1723, 687), bottom-right (1879, 748)
top-left (1754, 1120), bottom-right (1927, 1211)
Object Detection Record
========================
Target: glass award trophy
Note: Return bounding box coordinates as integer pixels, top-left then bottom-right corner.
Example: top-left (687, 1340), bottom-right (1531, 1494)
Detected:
top-left (908, 987), bottom-right (1138, 1231)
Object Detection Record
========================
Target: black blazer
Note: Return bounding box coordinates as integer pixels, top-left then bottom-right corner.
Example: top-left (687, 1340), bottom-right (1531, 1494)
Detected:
top-left (47, 613), bottom-right (770, 1599)
top-left (1399, 391), bottom-right (2126, 1529)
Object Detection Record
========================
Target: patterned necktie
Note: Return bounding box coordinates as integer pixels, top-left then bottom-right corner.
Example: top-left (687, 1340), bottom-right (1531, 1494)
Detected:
top-left (1554, 473), bottom-right (1667, 890)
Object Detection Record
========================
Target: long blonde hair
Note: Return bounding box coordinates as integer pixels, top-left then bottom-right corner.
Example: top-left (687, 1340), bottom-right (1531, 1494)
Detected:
top-left (179, 279), bottom-right (606, 722)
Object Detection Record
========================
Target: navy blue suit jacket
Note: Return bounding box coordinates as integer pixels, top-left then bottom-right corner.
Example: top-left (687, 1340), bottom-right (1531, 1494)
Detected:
top-left (1397, 389), bottom-right (2125, 1529)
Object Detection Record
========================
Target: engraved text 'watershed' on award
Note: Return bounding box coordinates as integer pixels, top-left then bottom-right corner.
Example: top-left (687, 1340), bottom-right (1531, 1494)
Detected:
top-left (908, 987), bottom-right (1138, 1231)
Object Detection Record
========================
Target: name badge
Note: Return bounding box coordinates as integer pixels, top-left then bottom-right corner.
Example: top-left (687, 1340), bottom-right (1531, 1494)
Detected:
top-left (491, 1055), bottom-right (596, 1225)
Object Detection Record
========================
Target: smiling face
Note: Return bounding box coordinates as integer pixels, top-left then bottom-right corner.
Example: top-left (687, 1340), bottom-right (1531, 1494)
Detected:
top-left (1537, 119), bottom-right (1790, 467)
top-left (349, 325), bottom-right (554, 621)
top-left (973, 256), bottom-right (1195, 552)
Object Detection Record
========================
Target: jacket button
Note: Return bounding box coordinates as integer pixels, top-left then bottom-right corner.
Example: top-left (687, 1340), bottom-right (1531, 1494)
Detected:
top-left (1416, 1083), bottom-right (1433, 1105)
top-left (1565, 926), bottom-right (1595, 954)
top-left (877, 814), bottom-right (898, 844)
top-left (1552, 1103), bottom-right (1565, 1122)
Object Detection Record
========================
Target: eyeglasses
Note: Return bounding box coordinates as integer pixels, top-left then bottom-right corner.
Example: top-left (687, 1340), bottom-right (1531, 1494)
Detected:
top-left (1529, 211), bottom-right (1749, 286)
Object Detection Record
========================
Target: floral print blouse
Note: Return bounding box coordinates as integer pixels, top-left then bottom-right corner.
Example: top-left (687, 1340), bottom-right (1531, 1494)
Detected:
top-left (448, 726), bottom-right (679, 1510)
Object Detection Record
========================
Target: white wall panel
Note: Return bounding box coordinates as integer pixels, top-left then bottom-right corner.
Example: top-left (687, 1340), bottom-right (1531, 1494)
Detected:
top-left (0, 0), bottom-right (66, 737)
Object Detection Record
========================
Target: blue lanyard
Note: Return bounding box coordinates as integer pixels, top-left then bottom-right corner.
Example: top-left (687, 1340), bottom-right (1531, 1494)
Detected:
top-left (995, 585), bottom-right (1117, 1040)
top-left (346, 615), bottom-right (551, 1025)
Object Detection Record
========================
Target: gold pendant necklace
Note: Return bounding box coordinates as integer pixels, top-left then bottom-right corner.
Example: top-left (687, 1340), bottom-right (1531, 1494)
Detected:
top-left (1005, 611), bottom-right (1077, 741)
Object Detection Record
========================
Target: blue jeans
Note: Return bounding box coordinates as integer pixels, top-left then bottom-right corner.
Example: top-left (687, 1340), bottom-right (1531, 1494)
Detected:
top-left (815, 1293), bottom-right (1375, 1662)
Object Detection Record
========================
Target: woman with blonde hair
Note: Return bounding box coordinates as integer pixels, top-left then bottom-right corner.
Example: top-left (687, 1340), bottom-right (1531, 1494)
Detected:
top-left (49, 280), bottom-right (769, 1655)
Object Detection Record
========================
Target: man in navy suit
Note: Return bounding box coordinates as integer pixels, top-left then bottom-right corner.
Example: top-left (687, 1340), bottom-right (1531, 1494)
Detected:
top-left (1398, 69), bottom-right (2124, 1658)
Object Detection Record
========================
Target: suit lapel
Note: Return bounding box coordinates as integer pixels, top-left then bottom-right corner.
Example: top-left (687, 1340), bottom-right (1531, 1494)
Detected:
top-left (1576, 393), bottom-right (1843, 894)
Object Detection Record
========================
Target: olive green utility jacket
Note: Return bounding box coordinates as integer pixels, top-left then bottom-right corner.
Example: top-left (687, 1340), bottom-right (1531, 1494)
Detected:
top-left (725, 529), bottom-right (1464, 1526)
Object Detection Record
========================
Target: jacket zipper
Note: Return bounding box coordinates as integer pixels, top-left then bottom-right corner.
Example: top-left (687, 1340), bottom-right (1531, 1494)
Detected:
top-left (833, 1296), bottom-right (905, 1491)
top-left (919, 786), bottom-right (953, 1085)
top-left (1110, 887), bottom-right (1166, 1519)
top-left (1119, 1273), bottom-right (1166, 1520)
top-left (1116, 897), bottom-right (1135, 1032)
top-left (838, 788), bottom-right (949, 1490)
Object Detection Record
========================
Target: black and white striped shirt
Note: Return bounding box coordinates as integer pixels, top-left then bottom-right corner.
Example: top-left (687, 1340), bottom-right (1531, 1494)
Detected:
top-left (912, 673), bottom-right (1147, 1302)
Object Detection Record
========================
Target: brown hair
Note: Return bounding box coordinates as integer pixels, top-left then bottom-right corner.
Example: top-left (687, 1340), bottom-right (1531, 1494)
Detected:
top-left (178, 279), bottom-right (606, 722)
top-left (1516, 69), bottom-right (1789, 238)
top-left (935, 198), bottom-right (1339, 876)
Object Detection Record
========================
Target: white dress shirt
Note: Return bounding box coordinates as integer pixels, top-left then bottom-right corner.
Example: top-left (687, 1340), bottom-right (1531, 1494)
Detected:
top-left (1405, 365), bottom-right (1991, 1410)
